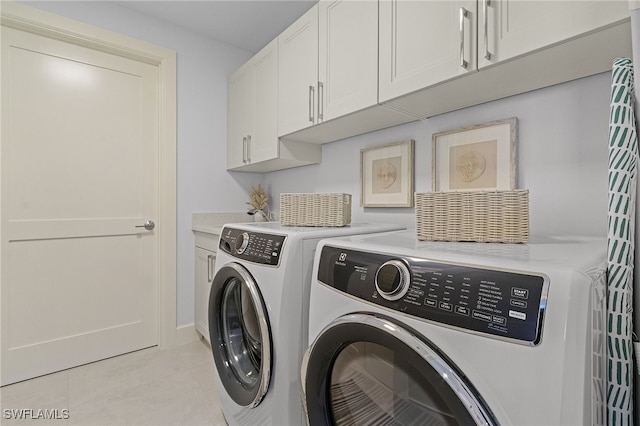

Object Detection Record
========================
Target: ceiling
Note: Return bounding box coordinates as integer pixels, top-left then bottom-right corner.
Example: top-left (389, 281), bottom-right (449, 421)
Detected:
top-left (114, 0), bottom-right (317, 53)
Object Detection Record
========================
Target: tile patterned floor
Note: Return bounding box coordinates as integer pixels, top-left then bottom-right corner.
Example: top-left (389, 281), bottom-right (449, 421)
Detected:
top-left (0, 339), bottom-right (226, 425)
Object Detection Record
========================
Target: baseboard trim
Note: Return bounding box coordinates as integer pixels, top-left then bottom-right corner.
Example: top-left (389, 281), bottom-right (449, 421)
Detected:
top-left (176, 323), bottom-right (200, 346)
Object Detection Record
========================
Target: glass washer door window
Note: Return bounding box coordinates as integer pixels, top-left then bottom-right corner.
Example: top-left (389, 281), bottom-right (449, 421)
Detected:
top-left (209, 262), bottom-right (271, 408)
top-left (302, 313), bottom-right (497, 425)
top-left (221, 277), bottom-right (262, 387)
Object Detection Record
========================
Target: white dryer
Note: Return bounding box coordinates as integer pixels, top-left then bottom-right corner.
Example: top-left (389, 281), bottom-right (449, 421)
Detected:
top-left (208, 222), bottom-right (404, 426)
top-left (302, 230), bottom-right (607, 425)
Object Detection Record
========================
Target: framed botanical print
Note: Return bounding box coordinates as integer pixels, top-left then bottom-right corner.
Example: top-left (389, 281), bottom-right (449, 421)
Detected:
top-left (432, 118), bottom-right (517, 191)
top-left (360, 139), bottom-right (414, 207)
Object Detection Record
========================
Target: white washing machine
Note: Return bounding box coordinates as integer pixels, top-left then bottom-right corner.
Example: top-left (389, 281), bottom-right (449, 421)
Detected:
top-left (302, 230), bottom-right (607, 425)
top-left (208, 222), bottom-right (405, 426)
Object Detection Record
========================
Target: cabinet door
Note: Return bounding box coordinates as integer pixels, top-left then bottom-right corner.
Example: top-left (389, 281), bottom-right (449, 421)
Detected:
top-left (278, 4), bottom-right (319, 137)
top-left (318, 0), bottom-right (379, 122)
top-left (248, 39), bottom-right (279, 164)
top-left (227, 62), bottom-right (252, 169)
top-left (379, 0), bottom-right (476, 103)
top-left (195, 247), bottom-right (215, 343)
top-left (479, 0), bottom-right (629, 68)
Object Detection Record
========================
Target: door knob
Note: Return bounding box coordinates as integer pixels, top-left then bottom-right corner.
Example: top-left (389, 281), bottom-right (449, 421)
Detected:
top-left (135, 220), bottom-right (155, 231)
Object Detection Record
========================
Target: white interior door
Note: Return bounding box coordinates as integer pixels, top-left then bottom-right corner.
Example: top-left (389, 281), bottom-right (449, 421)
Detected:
top-left (1, 24), bottom-right (160, 385)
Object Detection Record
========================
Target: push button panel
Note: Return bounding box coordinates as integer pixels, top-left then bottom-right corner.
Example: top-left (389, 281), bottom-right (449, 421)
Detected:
top-left (317, 245), bottom-right (549, 345)
top-left (219, 226), bottom-right (286, 266)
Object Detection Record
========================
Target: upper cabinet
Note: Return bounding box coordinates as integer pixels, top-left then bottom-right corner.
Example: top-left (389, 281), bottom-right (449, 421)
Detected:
top-left (278, 0), bottom-right (416, 144)
top-left (227, 0), bottom-right (632, 171)
top-left (379, 0), bottom-right (478, 103)
top-left (278, 5), bottom-right (318, 137)
top-left (479, 0), bottom-right (630, 67)
top-left (318, 0), bottom-right (379, 121)
top-left (228, 40), bottom-right (278, 169)
top-left (278, 0), bottom-right (381, 134)
top-left (381, 0), bottom-right (632, 119)
top-left (279, 1), bottom-right (379, 135)
top-left (227, 59), bottom-right (252, 170)
top-left (227, 39), bottom-right (321, 173)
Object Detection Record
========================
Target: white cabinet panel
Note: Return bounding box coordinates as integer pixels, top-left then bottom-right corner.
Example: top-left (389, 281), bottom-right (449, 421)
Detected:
top-left (278, 5), bottom-right (319, 136)
top-left (227, 39), bottom-right (320, 172)
top-left (480, 0), bottom-right (630, 67)
top-left (381, 0), bottom-right (631, 119)
top-left (195, 246), bottom-right (215, 343)
top-left (278, 0), bottom-right (408, 145)
top-left (194, 232), bottom-right (218, 343)
top-left (319, 0), bottom-right (379, 121)
top-left (248, 43), bottom-right (279, 164)
top-left (379, 0), bottom-right (477, 103)
top-left (227, 61), bottom-right (252, 170)
top-left (228, 41), bottom-right (276, 169)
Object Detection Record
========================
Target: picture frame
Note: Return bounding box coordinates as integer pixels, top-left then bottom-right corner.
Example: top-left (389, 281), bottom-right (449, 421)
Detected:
top-left (360, 139), bottom-right (414, 207)
top-left (432, 118), bottom-right (517, 192)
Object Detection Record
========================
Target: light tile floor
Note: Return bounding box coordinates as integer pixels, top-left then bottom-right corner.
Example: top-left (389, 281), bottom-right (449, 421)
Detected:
top-left (0, 339), bottom-right (227, 426)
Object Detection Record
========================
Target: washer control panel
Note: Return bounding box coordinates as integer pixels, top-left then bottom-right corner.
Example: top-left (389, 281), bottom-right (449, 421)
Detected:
top-left (317, 245), bottom-right (549, 345)
top-left (219, 227), bottom-right (286, 266)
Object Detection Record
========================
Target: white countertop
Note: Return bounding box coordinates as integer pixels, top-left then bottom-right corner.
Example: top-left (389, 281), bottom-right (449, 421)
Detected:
top-left (192, 212), bottom-right (251, 235)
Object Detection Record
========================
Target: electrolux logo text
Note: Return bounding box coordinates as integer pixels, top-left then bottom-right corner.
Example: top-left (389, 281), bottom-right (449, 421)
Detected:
top-left (3, 408), bottom-right (70, 421)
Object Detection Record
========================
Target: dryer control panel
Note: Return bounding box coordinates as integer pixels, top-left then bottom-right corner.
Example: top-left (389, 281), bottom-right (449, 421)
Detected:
top-left (219, 227), bottom-right (286, 266)
top-left (317, 245), bottom-right (549, 345)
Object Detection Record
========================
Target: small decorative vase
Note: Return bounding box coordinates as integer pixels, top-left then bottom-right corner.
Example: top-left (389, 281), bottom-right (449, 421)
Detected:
top-left (253, 210), bottom-right (267, 222)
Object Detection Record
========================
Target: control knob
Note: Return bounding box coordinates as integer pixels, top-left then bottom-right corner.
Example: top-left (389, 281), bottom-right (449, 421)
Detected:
top-left (235, 232), bottom-right (250, 254)
top-left (375, 260), bottom-right (411, 301)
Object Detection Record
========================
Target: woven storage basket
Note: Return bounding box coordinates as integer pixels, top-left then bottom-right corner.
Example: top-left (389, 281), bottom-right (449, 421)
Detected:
top-left (415, 190), bottom-right (529, 243)
top-left (280, 193), bottom-right (352, 227)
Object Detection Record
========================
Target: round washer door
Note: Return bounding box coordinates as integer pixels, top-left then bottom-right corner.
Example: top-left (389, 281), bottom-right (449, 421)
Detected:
top-left (209, 262), bottom-right (271, 408)
top-left (302, 313), bottom-right (497, 425)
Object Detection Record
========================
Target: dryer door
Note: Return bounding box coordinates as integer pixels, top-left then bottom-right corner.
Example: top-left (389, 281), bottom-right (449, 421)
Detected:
top-left (209, 262), bottom-right (271, 408)
top-left (302, 312), bottom-right (497, 425)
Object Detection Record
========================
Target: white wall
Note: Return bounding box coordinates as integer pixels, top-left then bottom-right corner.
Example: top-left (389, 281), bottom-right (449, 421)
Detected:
top-left (266, 72), bottom-right (612, 238)
top-left (22, 1), bottom-right (263, 327)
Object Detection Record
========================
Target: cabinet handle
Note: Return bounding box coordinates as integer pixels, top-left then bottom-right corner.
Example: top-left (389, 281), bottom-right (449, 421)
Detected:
top-left (246, 134), bottom-right (251, 163)
top-left (318, 81), bottom-right (324, 121)
top-left (242, 136), bottom-right (247, 164)
top-left (308, 85), bottom-right (315, 123)
top-left (483, 0), bottom-right (492, 60)
top-left (207, 254), bottom-right (214, 282)
top-left (459, 7), bottom-right (468, 69)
